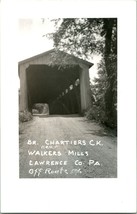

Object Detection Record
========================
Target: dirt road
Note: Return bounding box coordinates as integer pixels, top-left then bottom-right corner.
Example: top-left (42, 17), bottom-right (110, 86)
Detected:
top-left (19, 115), bottom-right (117, 178)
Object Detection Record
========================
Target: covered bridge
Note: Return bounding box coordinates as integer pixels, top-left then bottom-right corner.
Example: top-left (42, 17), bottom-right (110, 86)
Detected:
top-left (18, 49), bottom-right (93, 115)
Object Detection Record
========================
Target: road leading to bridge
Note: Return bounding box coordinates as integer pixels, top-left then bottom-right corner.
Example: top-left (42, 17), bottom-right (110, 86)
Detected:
top-left (19, 115), bottom-right (117, 178)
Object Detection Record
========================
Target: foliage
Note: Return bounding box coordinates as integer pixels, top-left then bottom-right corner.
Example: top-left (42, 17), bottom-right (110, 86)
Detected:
top-left (33, 103), bottom-right (49, 114)
top-left (19, 110), bottom-right (33, 122)
top-left (86, 58), bottom-right (117, 128)
top-left (47, 18), bottom-right (104, 59)
top-left (33, 103), bottom-right (45, 114)
top-left (85, 105), bottom-right (106, 122)
top-left (47, 18), bottom-right (117, 128)
top-left (32, 109), bottom-right (39, 114)
top-left (85, 59), bottom-right (106, 123)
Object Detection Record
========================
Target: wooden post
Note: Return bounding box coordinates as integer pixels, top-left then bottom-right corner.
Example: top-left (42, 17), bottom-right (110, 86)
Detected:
top-left (19, 64), bottom-right (28, 111)
top-left (79, 64), bottom-right (91, 113)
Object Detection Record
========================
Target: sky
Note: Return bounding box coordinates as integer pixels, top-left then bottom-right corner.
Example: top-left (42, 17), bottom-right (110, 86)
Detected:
top-left (18, 18), bottom-right (101, 83)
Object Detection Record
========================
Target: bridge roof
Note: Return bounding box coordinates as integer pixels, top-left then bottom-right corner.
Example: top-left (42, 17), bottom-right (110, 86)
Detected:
top-left (19, 49), bottom-right (93, 68)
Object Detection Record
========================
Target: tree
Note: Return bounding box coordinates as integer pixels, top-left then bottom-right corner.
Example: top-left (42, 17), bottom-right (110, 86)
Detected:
top-left (89, 58), bottom-right (117, 127)
top-left (47, 18), bottom-right (117, 128)
top-left (102, 19), bottom-right (117, 127)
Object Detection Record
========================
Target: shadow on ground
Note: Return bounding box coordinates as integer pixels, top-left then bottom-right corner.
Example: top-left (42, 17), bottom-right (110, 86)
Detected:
top-left (85, 129), bottom-right (116, 137)
top-left (81, 118), bottom-right (117, 137)
top-left (33, 114), bottom-right (81, 118)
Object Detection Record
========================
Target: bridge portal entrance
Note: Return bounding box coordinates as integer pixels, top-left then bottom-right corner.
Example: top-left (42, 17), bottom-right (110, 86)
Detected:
top-left (26, 64), bottom-right (81, 114)
top-left (19, 49), bottom-right (93, 115)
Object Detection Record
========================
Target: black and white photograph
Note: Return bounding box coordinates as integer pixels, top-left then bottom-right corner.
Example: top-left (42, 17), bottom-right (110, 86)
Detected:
top-left (1, 0), bottom-right (136, 213)
top-left (19, 18), bottom-right (117, 178)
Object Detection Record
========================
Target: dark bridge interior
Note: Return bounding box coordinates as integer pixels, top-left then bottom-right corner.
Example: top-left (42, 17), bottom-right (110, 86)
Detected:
top-left (26, 65), bottom-right (81, 114)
